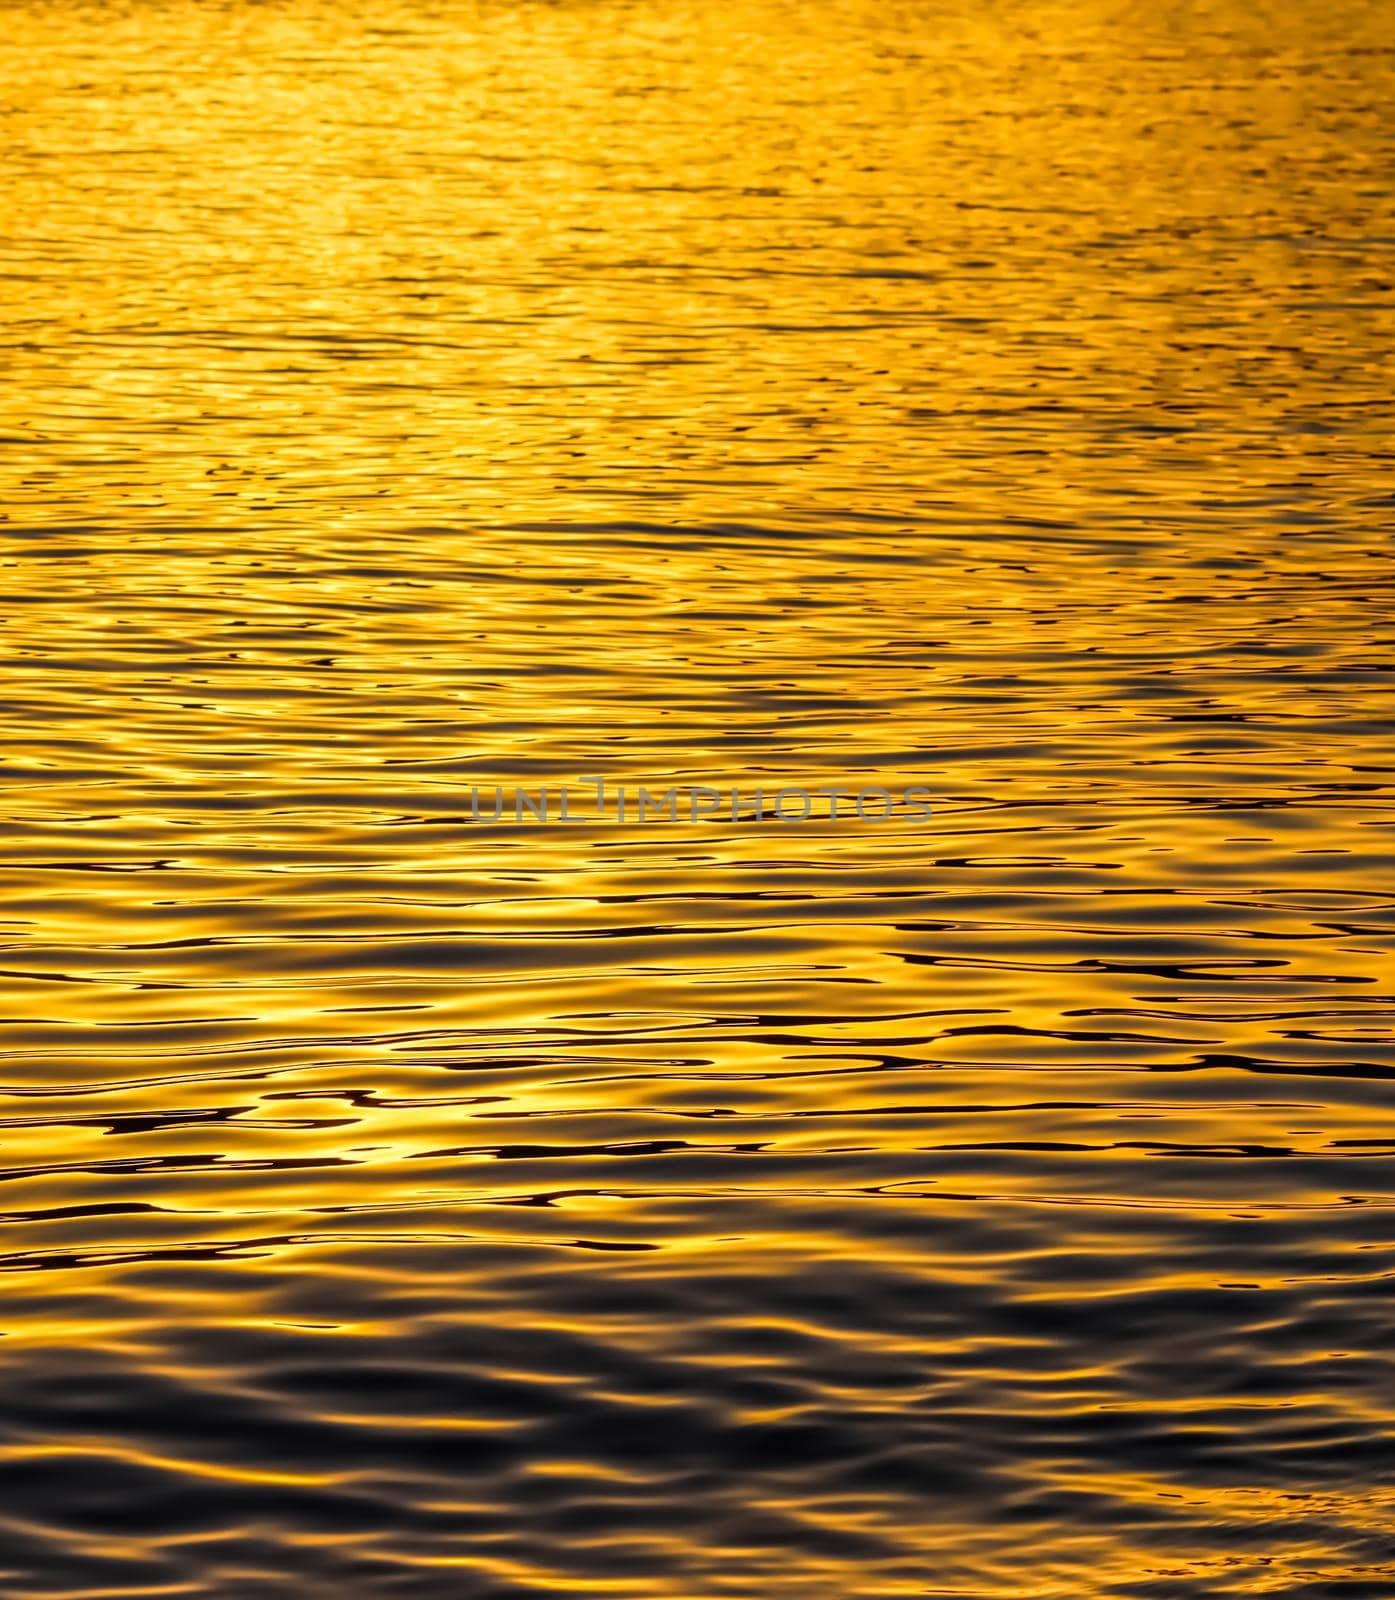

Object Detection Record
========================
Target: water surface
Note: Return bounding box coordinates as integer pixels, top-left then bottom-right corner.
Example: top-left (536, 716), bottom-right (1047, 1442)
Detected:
top-left (2, 0), bottom-right (1394, 1594)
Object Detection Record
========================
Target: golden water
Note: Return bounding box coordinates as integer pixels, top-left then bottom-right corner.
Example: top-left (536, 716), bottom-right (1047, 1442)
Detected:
top-left (2, 0), bottom-right (1394, 1593)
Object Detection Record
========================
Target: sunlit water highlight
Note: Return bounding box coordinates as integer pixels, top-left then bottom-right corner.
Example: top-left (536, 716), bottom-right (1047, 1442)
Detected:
top-left (2, 0), bottom-right (1394, 1594)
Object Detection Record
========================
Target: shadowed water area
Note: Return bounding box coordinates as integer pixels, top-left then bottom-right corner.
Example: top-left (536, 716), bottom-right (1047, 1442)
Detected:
top-left (3, 0), bottom-right (1395, 1593)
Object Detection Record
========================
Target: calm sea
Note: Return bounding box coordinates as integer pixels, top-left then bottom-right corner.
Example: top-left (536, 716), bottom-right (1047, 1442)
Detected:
top-left (2, 0), bottom-right (1393, 1593)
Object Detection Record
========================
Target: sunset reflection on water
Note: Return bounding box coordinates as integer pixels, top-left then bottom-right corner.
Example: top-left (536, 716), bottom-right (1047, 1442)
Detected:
top-left (2, 0), bottom-right (1394, 1594)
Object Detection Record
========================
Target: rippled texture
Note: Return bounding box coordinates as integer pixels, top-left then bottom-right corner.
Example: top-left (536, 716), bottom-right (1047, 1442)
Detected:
top-left (3, 0), bottom-right (1395, 1594)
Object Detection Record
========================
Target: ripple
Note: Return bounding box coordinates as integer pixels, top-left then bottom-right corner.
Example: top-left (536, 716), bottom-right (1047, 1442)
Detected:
top-left (2, 0), bottom-right (1395, 1592)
